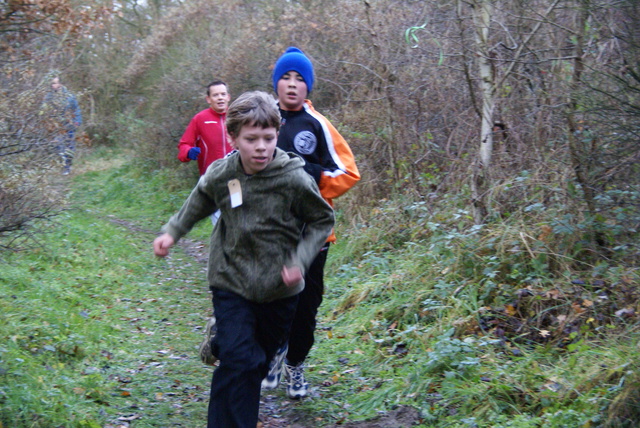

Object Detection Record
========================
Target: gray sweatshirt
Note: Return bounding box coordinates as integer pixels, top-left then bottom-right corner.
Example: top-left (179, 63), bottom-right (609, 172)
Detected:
top-left (163, 148), bottom-right (335, 303)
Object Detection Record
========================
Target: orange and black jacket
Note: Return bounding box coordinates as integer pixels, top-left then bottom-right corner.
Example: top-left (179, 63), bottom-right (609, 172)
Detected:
top-left (277, 100), bottom-right (360, 243)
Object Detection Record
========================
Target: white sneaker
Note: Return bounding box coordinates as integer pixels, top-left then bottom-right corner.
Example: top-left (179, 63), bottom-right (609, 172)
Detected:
top-left (284, 363), bottom-right (308, 399)
top-left (261, 343), bottom-right (288, 390)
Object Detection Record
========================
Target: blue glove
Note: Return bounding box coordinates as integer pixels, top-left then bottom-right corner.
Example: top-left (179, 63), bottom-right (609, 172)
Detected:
top-left (187, 147), bottom-right (201, 160)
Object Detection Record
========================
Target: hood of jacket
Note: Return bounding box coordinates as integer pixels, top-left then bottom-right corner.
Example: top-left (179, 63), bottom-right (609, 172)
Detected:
top-left (215, 147), bottom-right (306, 179)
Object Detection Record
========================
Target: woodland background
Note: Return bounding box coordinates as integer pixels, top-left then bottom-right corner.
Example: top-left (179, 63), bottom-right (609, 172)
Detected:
top-left (1, 0), bottom-right (640, 427)
top-left (2, 0), bottom-right (640, 258)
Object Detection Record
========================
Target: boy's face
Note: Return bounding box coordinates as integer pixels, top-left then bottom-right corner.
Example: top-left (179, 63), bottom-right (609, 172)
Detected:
top-left (206, 84), bottom-right (231, 114)
top-left (277, 71), bottom-right (307, 111)
top-left (51, 78), bottom-right (62, 91)
top-left (231, 124), bottom-right (278, 175)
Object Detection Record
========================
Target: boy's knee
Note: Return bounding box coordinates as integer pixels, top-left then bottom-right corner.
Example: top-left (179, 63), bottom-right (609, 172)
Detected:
top-left (218, 343), bottom-right (266, 373)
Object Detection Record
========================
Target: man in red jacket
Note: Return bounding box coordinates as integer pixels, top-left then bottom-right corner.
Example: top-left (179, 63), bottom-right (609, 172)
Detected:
top-left (177, 80), bottom-right (232, 176)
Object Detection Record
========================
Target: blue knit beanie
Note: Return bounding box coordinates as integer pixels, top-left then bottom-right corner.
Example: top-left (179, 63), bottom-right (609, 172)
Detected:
top-left (272, 47), bottom-right (314, 95)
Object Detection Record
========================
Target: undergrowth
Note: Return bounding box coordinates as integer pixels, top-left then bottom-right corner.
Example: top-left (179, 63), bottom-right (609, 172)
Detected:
top-left (306, 196), bottom-right (640, 427)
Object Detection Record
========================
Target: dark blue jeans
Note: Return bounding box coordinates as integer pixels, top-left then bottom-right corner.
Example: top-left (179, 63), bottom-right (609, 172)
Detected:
top-left (55, 129), bottom-right (76, 172)
top-left (286, 243), bottom-right (329, 365)
top-left (207, 288), bottom-right (298, 428)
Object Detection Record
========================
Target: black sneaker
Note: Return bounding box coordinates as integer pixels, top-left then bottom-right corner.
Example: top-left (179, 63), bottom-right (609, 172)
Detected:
top-left (198, 316), bottom-right (217, 366)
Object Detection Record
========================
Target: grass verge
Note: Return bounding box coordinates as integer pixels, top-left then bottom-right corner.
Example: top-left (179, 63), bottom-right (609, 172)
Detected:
top-left (1, 148), bottom-right (213, 427)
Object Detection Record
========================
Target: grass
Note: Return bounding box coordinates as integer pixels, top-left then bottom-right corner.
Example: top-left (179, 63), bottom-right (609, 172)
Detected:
top-left (1, 148), bottom-right (213, 427)
top-left (0, 207), bottom-right (213, 427)
top-left (1, 146), bottom-right (639, 427)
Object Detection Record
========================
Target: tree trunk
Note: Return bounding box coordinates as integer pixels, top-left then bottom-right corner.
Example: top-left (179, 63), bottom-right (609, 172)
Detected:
top-left (474, 0), bottom-right (495, 169)
top-left (565, 1), bottom-right (609, 255)
top-left (470, 0), bottom-right (496, 223)
top-left (363, 0), bottom-right (400, 183)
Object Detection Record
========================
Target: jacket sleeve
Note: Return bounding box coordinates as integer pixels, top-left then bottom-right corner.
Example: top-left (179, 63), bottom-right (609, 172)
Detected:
top-left (317, 117), bottom-right (360, 200)
top-left (162, 174), bottom-right (218, 241)
top-left (303, 162), bottom-right (323, 184)
top-left (289, 174), bottom-right (335, 273)
top-left (177, 117), bottom-right (198, 162)
top-left (70, 95), bottom-right (82, 126)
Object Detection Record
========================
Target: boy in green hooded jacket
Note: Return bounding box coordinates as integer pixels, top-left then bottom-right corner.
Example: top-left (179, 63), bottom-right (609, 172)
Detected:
top-left (153, 91), bottom-right (334, 428)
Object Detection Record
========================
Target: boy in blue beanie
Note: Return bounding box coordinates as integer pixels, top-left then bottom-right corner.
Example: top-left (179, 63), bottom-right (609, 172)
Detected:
top-left (272, 47), bottom-right (315, 95)
top-left (261, 46), bottom-right (360, 398)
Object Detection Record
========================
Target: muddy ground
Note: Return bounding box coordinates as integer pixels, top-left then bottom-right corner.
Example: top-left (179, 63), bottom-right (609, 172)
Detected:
top-left (259, 394), bottom-right (421, 427)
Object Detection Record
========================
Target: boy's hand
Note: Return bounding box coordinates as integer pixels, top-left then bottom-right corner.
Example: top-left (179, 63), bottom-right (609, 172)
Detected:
top-left (281, 266), bottom-right (303, 288)
top-left (153, 233), bottom-right (175, 257)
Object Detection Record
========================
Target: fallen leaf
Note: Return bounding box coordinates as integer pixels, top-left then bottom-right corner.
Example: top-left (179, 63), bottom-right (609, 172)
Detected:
top-left (615, 308), bottom-right (635, 318)
top-left (118, 414), bottom-right (141, 421)
top-left (538, 225), bottom-right (552, 241)
top-left (543, 381), bottom-right (562, 392)
top-left (546, 289), bottom-right (561, 299)
top-left (393, 343), bottom-right (408, 356)
top-left (572, 302), bottom-right (585, 314)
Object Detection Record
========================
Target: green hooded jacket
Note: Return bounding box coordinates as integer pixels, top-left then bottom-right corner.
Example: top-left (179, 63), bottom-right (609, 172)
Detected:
top-left (163, 148), bottom-right (335, 303)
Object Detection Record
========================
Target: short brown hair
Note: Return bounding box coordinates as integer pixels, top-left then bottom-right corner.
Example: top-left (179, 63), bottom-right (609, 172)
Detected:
top-left (206, 80), bottom-right (227, 96)
top-left (226, 91), bottom-right (281, 138)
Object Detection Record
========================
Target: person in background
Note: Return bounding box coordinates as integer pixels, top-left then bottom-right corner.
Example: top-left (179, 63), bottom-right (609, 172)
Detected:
top-left (177, 80), bottom-right (232, 176)
top-left (44, 76), bottom-right (82, 175)
top-left (261, 47), bottom-right (360, 399)
top-left (180, 82), bottom-right (232, 364)
top-left (153, 90), bottom-right (335, 427)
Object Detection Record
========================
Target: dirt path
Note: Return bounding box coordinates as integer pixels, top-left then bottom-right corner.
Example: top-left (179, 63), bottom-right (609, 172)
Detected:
top-left (105, 218), bottom-right (421, 428)
top-left (69, 148), bottom-right (422, 427)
